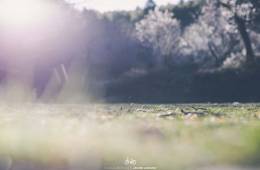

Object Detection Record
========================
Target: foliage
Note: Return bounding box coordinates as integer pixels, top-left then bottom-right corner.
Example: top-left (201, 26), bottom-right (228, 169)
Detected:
top-left (181, 0), bottom-right (243, 68)
top-left (135, 8), bottom-right (181, 67)
top-left (218, 0), bottom-right (259, 63)
top-left (144, 0), bottom-right (156, 14)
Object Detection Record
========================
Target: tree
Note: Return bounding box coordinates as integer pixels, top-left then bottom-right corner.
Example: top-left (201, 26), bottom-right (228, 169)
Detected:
top-left (218, 0), bottom-right (260, 64)
top-left (144, 0), bottom-right (156, 14)
top-left (171, 0), bottom-right (204, 28)
top-left (249, 1), bottom-right (260, 33)
top-left (181, 0), bottom-right (241, 68)
top-left (135, 8), bottom-right (181, 67)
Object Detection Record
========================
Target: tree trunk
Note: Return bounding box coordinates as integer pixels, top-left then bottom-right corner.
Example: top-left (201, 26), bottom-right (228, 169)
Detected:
top-left (234, 14), bottom-right (255, 64)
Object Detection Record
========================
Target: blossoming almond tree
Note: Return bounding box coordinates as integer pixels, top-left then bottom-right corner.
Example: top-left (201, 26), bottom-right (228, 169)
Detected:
top-left (135, 8), bottom-right (181, 68)
top-left (181, 0), bottom-right (242, 69)
top-left (219, 0), bottom-right (260, 65)
top-left (182, 0), bottom-right (260, 69)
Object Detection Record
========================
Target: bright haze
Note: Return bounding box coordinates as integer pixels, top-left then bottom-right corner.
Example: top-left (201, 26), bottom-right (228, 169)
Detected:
top-left (69, 0), bottom-right (181, 12)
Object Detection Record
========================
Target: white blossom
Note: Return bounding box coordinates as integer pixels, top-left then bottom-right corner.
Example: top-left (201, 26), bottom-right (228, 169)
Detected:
top-left (135, 8), bottom-right (181, 65)
top-left (181, 0), bottom-right (240, 67)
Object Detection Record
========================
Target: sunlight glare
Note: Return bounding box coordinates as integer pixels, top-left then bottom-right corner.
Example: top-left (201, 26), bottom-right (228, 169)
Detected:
top-left (0, 0), bottom-right (51, 27)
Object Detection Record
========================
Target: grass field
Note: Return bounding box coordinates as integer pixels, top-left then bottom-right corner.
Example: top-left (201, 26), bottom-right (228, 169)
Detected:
top-left (0, 103), bottom-right (260, 170)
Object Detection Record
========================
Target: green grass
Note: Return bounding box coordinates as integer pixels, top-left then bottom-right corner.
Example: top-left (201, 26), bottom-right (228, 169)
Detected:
top-left (0, 103), bottom-right (260, 170)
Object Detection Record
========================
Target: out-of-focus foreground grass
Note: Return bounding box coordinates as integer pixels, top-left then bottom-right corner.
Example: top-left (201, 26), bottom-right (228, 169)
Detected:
top-left (0, 103), bottom-right (260, 170)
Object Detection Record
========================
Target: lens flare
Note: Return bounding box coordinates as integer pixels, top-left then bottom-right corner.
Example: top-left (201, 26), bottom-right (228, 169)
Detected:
top-left (0, 0), bottom-right (50, 27)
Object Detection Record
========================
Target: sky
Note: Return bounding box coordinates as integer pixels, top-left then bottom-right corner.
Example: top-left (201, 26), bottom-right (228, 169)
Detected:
top-left (69, 0), bottom-right (180, 12)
